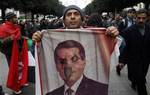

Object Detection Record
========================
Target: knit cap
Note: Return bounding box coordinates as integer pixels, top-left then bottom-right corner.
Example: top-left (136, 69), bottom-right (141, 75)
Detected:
top-left (63, 5), bottom-right (84, 21)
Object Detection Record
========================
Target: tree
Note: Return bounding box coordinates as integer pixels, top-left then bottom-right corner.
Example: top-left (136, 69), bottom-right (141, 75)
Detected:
top-left (85, 0), bottom-right (150, 14)
top-left (0, 0), bottom-right (22, 21)
top-left (0, 0), bottom-right (64, 21)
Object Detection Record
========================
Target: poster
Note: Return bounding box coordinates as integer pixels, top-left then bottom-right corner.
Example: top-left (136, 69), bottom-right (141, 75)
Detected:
top-left (36, 28), bottom-right (116, 95)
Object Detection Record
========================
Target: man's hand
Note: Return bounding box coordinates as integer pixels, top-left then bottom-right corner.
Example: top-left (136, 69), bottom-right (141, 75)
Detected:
top-left (118, 63), bottom-right (125, 69)
top-left (32, 31), bottom-right (42, 42)
top-left (116, 63), bottom-right (125, 76)
top-left (106, 26), bottom-right (119, 38)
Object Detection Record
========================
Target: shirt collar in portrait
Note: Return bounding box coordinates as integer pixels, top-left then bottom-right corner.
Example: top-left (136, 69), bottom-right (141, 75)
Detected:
top-left (64, 75), bottom-right (83, 94)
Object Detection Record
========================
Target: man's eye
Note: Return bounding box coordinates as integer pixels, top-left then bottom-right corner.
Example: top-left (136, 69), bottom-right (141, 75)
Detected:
top-left (74, 12), bottom-right (80, 16)
top-left (138, 17), bottom-right (146, 19)
top-left (66, 13), bottom-right (72, 17)
top-left (71, 55), bottom-right (79, 62)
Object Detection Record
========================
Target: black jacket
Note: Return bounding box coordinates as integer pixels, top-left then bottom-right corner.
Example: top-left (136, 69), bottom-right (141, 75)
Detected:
top-left (119, 23), bottom-right (150, 82)
top-left (119, 23), bottom-right (150, 64)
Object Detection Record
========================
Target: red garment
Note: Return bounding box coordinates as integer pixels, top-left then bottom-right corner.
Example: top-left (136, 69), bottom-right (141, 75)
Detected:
top-left (7, 39), bottom-right (28, 92)
top-left (6, 40), bottom-right (20, 91)
top-left (0, 21), bottom-right (28, 92)
top-left (20, 39), bottom-right (29, 86)
top-left (0, 21), bottom-right (21, 39)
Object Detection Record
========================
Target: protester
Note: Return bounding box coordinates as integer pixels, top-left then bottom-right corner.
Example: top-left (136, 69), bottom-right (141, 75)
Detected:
top-left (0, 12), bottom-right (21, 65)
top-left (86, 13), bottom-right (103, 27)
top-left (32, 5), bottom-right (119, 95)
top-left (119, 9), bottom-right (150, 95)
top-left (0, 12), bottom-right (29, 95)
top-left (116, 8), bottom-right (137, 75)
top-left (32, 5), bottom-right (119, 42)
top-left (118, 8), bottom-right (136, 32)
top-left (0, 12), bottom-right (21, 95)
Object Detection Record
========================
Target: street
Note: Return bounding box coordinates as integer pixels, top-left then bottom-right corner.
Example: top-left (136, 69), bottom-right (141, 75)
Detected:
top-left (108, 65), bottom-right (150, 95)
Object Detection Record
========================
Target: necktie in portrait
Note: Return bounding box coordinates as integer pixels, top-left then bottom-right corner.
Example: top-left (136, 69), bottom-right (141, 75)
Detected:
top-left (65, 88), bottom-right (74, 95)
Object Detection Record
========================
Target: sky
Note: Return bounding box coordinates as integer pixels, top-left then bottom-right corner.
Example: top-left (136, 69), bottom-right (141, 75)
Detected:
top-left (59, 0), bottom-right (93, 9)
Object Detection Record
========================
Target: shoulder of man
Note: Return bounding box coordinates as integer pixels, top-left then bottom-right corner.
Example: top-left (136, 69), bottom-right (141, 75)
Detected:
top-left (145, 22), bottom-right (150, 28)
top-left (122, 18), bottom-right (129, 27)
top-left (46, 85), bottom-right (64, 95)
top-left (76, 76), bottom-right (108, 95)
top-left (84, 77), bottom-right (108, 88)
top-left (120, 24), bottom-right (137, 38)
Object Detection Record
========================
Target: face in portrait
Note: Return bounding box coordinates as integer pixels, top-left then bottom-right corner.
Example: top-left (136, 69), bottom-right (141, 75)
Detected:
top-left (54, 40), bottom-right (86, 87)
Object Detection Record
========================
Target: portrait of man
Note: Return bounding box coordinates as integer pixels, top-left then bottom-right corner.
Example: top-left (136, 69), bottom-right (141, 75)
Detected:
top-left (46, 40), bottom-right (108, 95)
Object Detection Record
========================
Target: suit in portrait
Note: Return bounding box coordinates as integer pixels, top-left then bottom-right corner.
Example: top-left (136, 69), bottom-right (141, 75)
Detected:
top-left (46, 75), bottom-right (108, 95)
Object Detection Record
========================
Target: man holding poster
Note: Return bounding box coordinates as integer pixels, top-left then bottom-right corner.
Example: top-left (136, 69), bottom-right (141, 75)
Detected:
top-left (32, 5), bottom-right (119, 42)
top-left (33, 5), bottom-right (119, 95)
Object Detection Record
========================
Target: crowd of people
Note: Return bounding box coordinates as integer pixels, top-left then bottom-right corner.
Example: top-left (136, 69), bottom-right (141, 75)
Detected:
top-left (0, 4), bottom-right (150, 95)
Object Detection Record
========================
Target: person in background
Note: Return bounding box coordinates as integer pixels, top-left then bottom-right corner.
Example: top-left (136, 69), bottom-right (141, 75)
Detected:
top-left (86, 13), bottom-right (103, 27)
top-left (116, 8), bottom-right (137, 75)
top-left (0, 12), bottom-right (20, 65)
top-left (119, 9), bottom-right (150, 95)
top-left (118, 8), bottom-right (136, 32)
top-left (0, 12), bottom-right (26, 95)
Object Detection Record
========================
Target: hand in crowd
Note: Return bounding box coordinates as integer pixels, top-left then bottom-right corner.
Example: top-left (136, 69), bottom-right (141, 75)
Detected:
top-left (106, 26), bottom-right (119, 38)
top-left (118, 63), bottom-right (125, 69)
top-left (32, 31), bottom-right (43, 42)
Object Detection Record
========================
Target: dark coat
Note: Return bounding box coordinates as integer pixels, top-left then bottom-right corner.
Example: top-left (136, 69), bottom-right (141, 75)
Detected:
top-left (46, 76), bottom-right (108, 95)
top-left (118, 17), bottom-right (135, 32)
top-left (119, 23), bottom-right (150, 83)
top-left (0, 86), bottom-right (3, 95)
